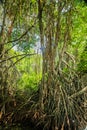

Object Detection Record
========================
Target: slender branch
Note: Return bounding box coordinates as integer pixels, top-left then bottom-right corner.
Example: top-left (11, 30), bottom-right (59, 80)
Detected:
top-left (64, 51), bottom-right (75, 63)
top-left (0, 53), bottom-right (36, 63)
top-left (6, 53), bottom-right (36, 70)
top-left (69, 86), bottom-right (87, 99)
top-left (6, 15), bottom-right (38, 44)
top-left (0, 19), bottom-right (37, 57)
top-left (6, 24), bottom-right (34, 44)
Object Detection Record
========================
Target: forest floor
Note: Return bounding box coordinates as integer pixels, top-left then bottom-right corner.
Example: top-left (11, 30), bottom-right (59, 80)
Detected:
top-left (0, 90), bottom-right (42, 130)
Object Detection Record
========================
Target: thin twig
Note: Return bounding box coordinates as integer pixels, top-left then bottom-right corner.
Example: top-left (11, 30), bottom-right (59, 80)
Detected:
top-left (69, 86), bottom-right (87, 99)
top-left (0, 53), bottom-right (36, 63)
